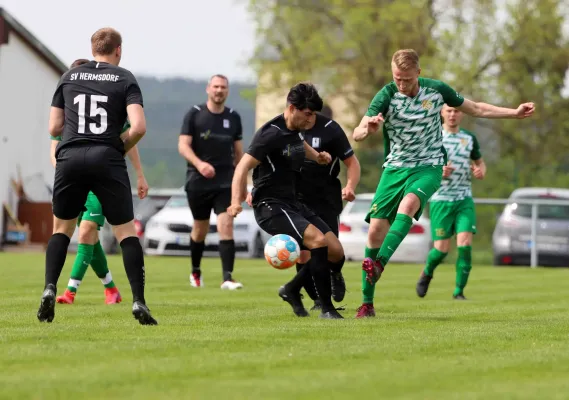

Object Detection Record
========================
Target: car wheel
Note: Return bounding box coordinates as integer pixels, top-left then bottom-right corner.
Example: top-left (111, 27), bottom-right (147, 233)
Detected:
top-left (253, 232), bottom-right (265, 258)
top-left (493, 254), bottom-right (504, 267)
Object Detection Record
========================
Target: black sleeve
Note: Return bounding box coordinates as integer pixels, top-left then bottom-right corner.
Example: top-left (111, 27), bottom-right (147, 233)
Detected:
top-left (180, 108), bottom-right (199, 137)
top-left (247, 128), bottom-right (280, 161)
top-left (125, 72), bottom-right (143, 107)
top-left (234, 113), bottom-right (243, 141)
top-left (329, 121), bottom-right (354, 161)
top-left (51, 77), bottom-right (65, 109)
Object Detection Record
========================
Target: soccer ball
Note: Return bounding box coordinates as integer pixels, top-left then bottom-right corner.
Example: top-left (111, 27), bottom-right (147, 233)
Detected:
top-left (264, 234), bottom-right (300, 269)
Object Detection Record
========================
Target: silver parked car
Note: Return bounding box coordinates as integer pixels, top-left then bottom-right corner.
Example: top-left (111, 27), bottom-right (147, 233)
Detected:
top-left (492, 187), bottom-right (569, 267)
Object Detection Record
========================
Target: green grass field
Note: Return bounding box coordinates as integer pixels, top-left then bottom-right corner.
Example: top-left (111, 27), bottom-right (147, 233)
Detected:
top-left (1, 252), bottom-right (569, 400)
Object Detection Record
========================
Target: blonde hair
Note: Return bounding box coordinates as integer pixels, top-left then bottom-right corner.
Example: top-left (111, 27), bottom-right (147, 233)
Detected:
top-left (392, 49), bottom-right (420, 71)
top-left (91, 28), bottom-right (122, 56)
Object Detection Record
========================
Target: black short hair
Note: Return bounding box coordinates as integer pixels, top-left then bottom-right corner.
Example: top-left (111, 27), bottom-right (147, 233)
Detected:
top-left (286, 82), bottom-right (323, 112)
top-left (319, 104), bottom-right (333, 119)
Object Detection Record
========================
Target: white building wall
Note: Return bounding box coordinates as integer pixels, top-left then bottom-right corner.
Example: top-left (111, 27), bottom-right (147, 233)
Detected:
top-left (0, 32), bottom-right (60, 238)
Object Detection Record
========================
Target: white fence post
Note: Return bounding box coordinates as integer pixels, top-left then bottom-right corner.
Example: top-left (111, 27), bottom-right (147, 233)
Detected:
top-left (530, 203), bottom-right (538, 268)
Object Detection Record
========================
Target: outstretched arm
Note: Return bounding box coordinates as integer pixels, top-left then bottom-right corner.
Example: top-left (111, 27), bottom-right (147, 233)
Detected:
top-left (49, 139), bottom-right (59, 168)
top-left (342, 155), bottom-right (361, 201)
top-left (228, 154), bottom-right (260, 217)
top-left (49, 107), bottom-right (64, 138)
top-left (457, 99), bottom-right (535, 119)
top-left (471, 158), bottom-right (486, 180)
top-left (126, 145), bottom-right (149, 199)
top-left (124, 104), bottom-right (147, 152)
top-left (303, 141), bottom-right (332, 165)
top-left (234, 140), bottom-right (244, 166)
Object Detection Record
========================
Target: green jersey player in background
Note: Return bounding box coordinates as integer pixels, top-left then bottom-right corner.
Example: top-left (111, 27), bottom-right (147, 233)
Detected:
top-left (352, 49), bottom-right (535, 318)
top-left (49, 58), bottom-right (149, 305)
top-left (416, 105), bottom-right (486, 300)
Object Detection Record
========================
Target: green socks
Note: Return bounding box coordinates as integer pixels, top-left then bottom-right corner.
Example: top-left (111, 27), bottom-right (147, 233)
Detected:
top-left (377, 214), bottom-right (413, 265)
top-left (91, 241), bottom-right (116, 289)
top-left (454, 246), bottom-right (472, 296)
top-left (424, 248), bottom-right (448, 277)
top-left (66, 242), bottom-right (116, 294)
top-left (67, 244), bottom-right (94, 292)
top-left (362, 247), bottom-right (380, 304)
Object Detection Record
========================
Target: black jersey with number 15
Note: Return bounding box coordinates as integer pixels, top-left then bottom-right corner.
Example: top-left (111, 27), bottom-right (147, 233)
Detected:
top-left (51, 61), bottom-right (143, 155)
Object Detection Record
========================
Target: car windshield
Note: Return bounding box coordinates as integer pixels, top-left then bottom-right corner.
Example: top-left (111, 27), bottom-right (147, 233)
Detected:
top-left (349, 199), bottom-right (372, 214)
top-left (165, 196), bottom-right (188, 208)
top-left (511, 195), bottom-right (569, 219)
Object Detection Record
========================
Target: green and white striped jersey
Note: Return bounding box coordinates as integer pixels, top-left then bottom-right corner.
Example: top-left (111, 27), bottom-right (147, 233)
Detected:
top-left (366, 78), bottom-right (464, 168)
top-left (430, 128), bottom-right (482, 202)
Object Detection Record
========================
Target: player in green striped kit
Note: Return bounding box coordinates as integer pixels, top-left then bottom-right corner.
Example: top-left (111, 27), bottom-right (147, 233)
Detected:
top-left (416, 104), bottom-right (486, 300)
top-left (352, 49), bottom-right (535, 318)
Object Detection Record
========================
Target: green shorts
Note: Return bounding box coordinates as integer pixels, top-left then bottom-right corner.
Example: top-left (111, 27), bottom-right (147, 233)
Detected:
top-left (77, 192), bottom-right (105, 230)
top-left (429, 197), bottom-right (476, 240)
top-left (366, 165), bottom-right (443, 224)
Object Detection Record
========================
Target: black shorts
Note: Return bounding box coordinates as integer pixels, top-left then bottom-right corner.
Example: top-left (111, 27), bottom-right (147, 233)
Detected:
top-left (52, 145), bottom-right (133, 226)
top-left (254, 200), bottom-right (330, 247)
top-left (313, 207), bottom-right (340, 237)
top-left (185, 188), bottom-right (231, 221)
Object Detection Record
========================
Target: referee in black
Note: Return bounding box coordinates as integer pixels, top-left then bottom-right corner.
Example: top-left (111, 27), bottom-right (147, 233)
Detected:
top-left (178, 74), bottom-right (244, 290)
top-left (38, 27), bottom-right (157, 325)
top-left (296, 105), bottom-right (361, 310)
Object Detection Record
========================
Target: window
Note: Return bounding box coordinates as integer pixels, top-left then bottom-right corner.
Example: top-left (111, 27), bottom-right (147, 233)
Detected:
top-left (511, 195), bottom-right (569, 220)
top-left (348, 199), bottom-right (372, 214)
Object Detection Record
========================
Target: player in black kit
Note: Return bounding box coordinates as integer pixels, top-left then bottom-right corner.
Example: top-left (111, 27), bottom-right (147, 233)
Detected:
top-left (37, 28), bottom-right (157, 325)
top-left (228, 83), bottom-right (345, 319)
top-left (178, 74), bottom-right (244, 290)
top-left (295, 105), bottom-right (361, 310)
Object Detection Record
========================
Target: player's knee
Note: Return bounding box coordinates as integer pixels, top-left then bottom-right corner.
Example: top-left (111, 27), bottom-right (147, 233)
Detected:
top-left (398, 193), bottom-right (421, 215)
top-left (457, 233), bottom-right (472, 247)
top-left (325, 233), bottom-right (344, 262)
top-left (78, 222), bottom-right (99, 244)
top-left (304, 227), bottom-right (327, 249)
top-left (191, 220), bottom-right (209, 241)
top-left (216, 214), bottom-right (234, 238)
top-left (53, 217), bottom-right (77, 238)
top-left (434, 239), bottom-right (451, 253)
top-left (367, 219), bottom-right (389, 247)
top-left (112, 220), bottom-right (137, 243)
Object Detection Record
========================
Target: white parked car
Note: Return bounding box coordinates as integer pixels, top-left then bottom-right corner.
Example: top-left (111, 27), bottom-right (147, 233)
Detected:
top-left (143, 190), bottom-right (271, 258)
top-left (339, 193), bottom-right (432, 263)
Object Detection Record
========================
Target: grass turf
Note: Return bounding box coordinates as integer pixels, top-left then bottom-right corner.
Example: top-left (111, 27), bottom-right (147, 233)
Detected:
top-left (1, 252), bottom-right (568, 400)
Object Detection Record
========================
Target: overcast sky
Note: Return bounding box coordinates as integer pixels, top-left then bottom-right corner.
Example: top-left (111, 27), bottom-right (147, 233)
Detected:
top-left (0, 0), bottom-right (256, 82)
